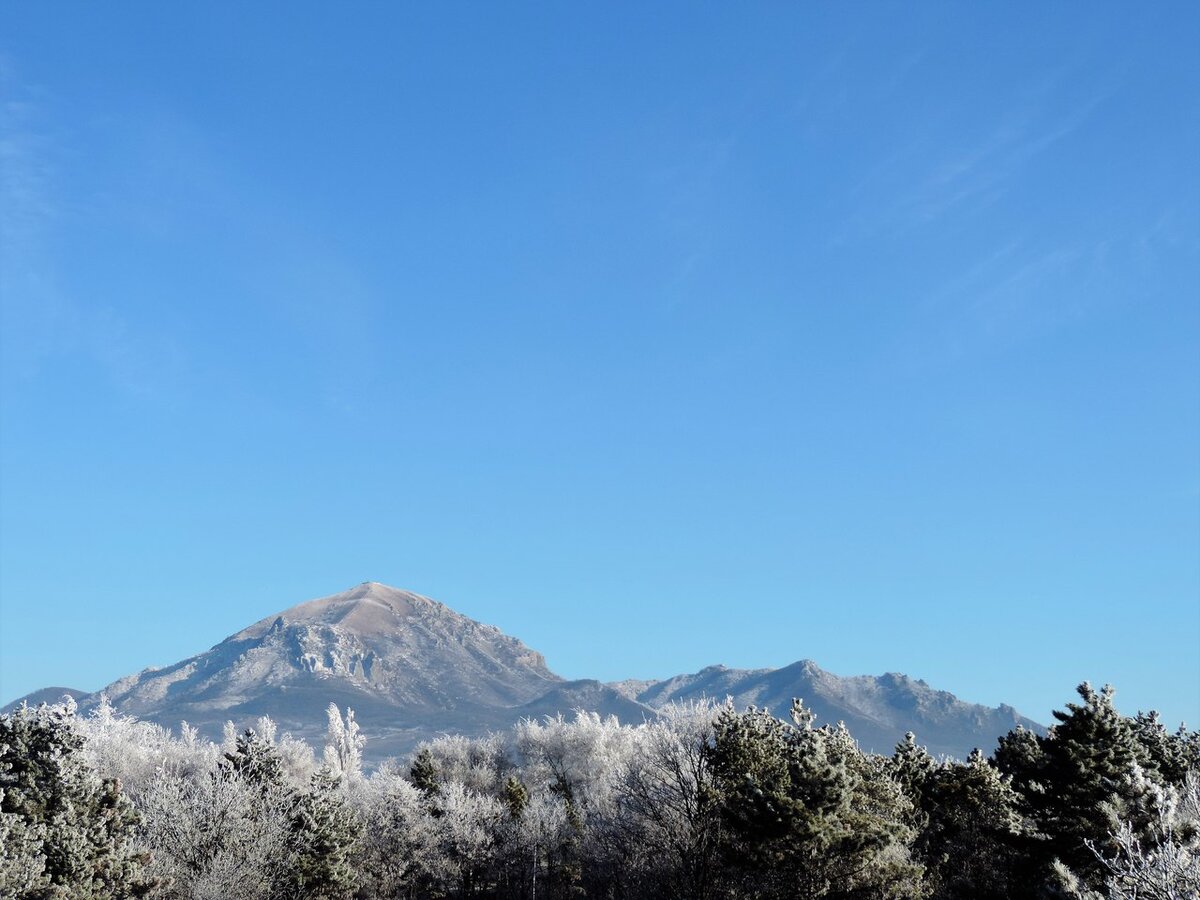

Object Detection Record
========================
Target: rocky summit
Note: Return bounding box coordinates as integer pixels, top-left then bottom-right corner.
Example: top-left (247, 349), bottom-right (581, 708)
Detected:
top-left (5, 581), bottom-right (1041, 761)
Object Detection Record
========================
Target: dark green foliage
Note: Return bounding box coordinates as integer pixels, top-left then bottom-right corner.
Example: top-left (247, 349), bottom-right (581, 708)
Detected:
top-left (993, 682), bottom-right (1182, 893)
top-left (891, 732), bottom-right (937, 812)
top-left (992, 724), bottom-right (1047, 803)
top-left (708, 702), bottom-right (923, 899)
top-left (901, 745), bottom-right (1034, 900)
top-left (1131, 710), bottom-right (1199, 786)
top-left (410, 748), bottom-right (440, 799)
top-left (502, 776), bottom-right (529, 820)
top-left (221, 728), bottom-right (289, 793)
top-left (1041, 684), bottom-right (1165, 884)
top-left (0, 703), bottom-right (156, 899)
top-left (288, 767), bottom-right (361, 900)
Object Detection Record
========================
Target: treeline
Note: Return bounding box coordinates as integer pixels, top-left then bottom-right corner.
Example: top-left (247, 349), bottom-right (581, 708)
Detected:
top-left (1, 684), bottom-right (1197, 899)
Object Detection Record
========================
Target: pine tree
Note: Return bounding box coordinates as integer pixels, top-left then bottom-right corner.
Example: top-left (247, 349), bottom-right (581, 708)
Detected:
top-left (917, 750), bottom-right (1035, 899)
top-left (708, 701), bottom-right (924, 899)
top-left (287, 767), bottom-right (361, 900)
top-left (0, 703), bottom-right (156, 899)
top-left (502, 776), bottom-right (529, 821)
top-left (410, 748), bottom-right (441, 801)
top-left (220, 727), bottom-right (290, 794)
top-left (892, 732), bottom-right (937, 833)
top-left (1131, 710), bottom-right (1197, 786)
top-left (995, 683), bottom-right (1172, 893)
top-left (0, 790), bottom-right (51, 898)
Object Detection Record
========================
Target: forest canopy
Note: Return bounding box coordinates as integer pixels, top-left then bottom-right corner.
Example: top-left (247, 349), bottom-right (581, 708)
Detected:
top-left (1, 684), bottom-right (1197, 899)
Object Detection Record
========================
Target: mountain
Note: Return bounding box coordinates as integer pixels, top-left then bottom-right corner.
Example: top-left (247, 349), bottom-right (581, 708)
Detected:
top-left (3, 581), bottom-right (1040, 760)
top-left (613, 661), bottom-right (1041, 760)
top-left (3, 686), bottom-right (90, 707)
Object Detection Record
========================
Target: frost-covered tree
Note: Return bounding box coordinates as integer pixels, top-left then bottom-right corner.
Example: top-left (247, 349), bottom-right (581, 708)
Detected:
top-left (352, 765), bottom-right (439, 898)
top-left (607, 701), bottom-right (722, 900)
top-left (996, 683), bottom-right (1185, 894)
top-left (137, 763), bottom-right (294, 900)
top-left (0, 702), bottom-right (156, 899)
top-left (137, 718), bottom-right (357, 900)
top-left (420, 733), bottom-right (513, 797)
top-left (708, 700), bottom-right (924, 899)
top-left (322, 704), bottom-right (365, 785)
top-left (514, 711), bottom-right (636, 896)
top-left (903, 746), bottom-right (1034, 900)
top-left (0, 788), bottom-right (51, 897)
top-left (1131, 711), bottom-right (1199, 788)
top-left (1054, 774), bottom-right (1200, 900)
top-left (77, 696), bottom-right (217, 795)
top-left (287, 767), bottom-right (361, 900)
top-left (428, 781), bottom-right (505, 895)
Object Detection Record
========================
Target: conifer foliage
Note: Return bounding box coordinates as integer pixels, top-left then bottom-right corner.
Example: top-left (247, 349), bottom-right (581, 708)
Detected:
top-left (0, 702), bottom-right (156, 899)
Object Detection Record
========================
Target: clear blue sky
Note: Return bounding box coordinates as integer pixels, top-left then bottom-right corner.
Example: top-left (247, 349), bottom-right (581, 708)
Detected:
top-left (2, 3), bottom-right (1197, 731)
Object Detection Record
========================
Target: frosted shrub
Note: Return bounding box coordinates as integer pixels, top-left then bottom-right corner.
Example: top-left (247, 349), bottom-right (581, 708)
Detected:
top-left (611, 701), bottom-right (723, 898)
top-left (78, 696), bottom-right (220, 796)
top-left (420, 731), bottom-right (513, 796)
top-left (137, 766), bottom-right (294, 900)
top-left (1081, 774), bottom-right (1200, 900)
top-left (353, 767), bottom-right (440, 897)
top-left (514, 711), bottom-right (636, 820)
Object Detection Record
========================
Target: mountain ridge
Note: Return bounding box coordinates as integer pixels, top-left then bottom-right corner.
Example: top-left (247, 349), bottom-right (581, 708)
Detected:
top-left (3, 581), bottom-right (1041, 761)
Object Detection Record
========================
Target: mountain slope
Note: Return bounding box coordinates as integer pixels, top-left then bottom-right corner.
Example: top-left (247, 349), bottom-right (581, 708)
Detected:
top-left (101, 582), bottom-right (558, 714)
top-left (4, 582), bottom-right (1041, 760)
top-left (59, 582), bottom-right (563, 758)
top-left (614, 660), bottom-right (1042, 759)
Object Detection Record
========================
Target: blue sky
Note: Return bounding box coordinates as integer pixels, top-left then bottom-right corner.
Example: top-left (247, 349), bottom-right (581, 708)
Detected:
top-left (1, 3), bottom-right (1197, 731)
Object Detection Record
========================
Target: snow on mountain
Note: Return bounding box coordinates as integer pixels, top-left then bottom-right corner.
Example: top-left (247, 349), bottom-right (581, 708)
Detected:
top-left (3, 582), bottom-right (1041, 761)
top-left (615, 660), bottom-right (1042, 760)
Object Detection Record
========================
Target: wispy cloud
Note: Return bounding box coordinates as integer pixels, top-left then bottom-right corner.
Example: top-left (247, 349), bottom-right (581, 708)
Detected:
top-left (0, 69), bottom-right (384, 415)
top-left (832, 87), bottom-right (1109, 247)
top-left (0, 65), bottom-right (73, 382)
top-left (0, 63), bottom-right (186, 398)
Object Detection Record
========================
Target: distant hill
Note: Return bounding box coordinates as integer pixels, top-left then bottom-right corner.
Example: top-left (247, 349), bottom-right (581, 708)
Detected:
top-left (612, 660), bottom-right (1041, 760)
top-left (3, 581), bottom-right (1040, 760)
top-left (3, 686), bottom-right (90, 708)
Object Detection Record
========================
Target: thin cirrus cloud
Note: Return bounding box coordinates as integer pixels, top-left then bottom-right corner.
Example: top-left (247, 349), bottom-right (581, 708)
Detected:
top-left (1, 76), bottom-right (383, 416)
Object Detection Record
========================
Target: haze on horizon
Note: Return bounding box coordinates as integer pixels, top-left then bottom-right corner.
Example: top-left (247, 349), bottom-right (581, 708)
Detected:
top-left (1, 3), bottom-right (1197, 730)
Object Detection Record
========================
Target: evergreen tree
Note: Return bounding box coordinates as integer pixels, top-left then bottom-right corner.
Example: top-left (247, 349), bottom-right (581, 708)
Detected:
top-left (1131, 711), bottom-right (1197, 787)
top-left (502, 776), bottom-right (529, 821)
top-left (995, 683), bottom-right (1172, 893)
top-left (0, 703), bottom-right (156, 899)
top-left (891, 732), bottom-right (937, 833)
top-left (993, 723), bottom-right (1048, 802)
top-left (410, 748), bottom-right (441, 801)
top-left (221, 727), bottom-right (290, 794)
top-left (0, 789), bottom-right (51, 898)
top-left (287, 767), bottom-right (361, 900)
top-left (708, 701), bottom-right (924, 899)
top-left (1041, 685), bottom-right (1164, 882)
top-left (917, 750), bottom-right (1035, 900)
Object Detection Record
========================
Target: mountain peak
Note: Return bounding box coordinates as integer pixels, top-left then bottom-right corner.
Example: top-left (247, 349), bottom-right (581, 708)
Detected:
top-left (71, 582), bottom-right (560, 754)
top-left (234, 582), bottom-right (445, 641)
top-left (4, 583), bottom-right (1043, 763)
